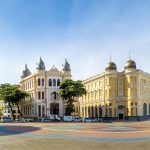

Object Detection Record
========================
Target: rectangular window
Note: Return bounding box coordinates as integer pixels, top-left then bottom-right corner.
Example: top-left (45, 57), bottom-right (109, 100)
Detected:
top-left (38, 79), bottom-right (40, 86)
top-left (38, 92), bottom-right (41, 99)
top-left (99, 81), bottom-right (101, 88)
top-left (42, 92), bottom-right (44, 99)
top-left (118, 79), bottom-right (123, 97)
top-left (42, 79), bottom-right (44, 86)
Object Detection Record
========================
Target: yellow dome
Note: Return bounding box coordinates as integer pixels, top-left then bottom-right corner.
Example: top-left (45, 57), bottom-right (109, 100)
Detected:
top-left (124, 60), bottom-right (136, 70)
top-left (105, 62), bottom-right (117, 71)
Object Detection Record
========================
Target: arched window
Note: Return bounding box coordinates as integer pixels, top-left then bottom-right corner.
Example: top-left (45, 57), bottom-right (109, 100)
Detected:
top-left (57, 79), bottom-right (60, 86)
top-left (143, 103), bottom-right (147, 116)
top-left (49, 79), bottom-right (52, 86)
top-left (42, 78), bottom-right (44, 86)
top-left (53, 79), bottom-right (56, 87)
top-left (38, 78), bottom-right (40, 86)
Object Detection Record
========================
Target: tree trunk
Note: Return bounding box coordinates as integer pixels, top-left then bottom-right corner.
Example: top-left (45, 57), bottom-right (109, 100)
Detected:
top-left (8, 102), bottom-right (15, 120)
top-left (17, 103), bottom-right (23, 118)
top-left (65, 98), bottom-right (75, 116)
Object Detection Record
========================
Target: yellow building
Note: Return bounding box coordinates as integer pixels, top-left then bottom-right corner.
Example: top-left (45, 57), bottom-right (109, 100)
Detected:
top-left (20, 58), bottom-right (71, 119)
top-left (79, 58), bottom-right (150, 120)
top-left (72, 98), bottom-right (80, 117)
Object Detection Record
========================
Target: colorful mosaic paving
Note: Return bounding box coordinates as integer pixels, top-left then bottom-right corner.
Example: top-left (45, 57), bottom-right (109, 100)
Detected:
top-left (0, 122), bottom-right (150, 143)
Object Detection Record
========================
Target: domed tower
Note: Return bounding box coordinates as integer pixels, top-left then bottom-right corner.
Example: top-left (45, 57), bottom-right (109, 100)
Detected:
top-left (62, 59), bottom-right (71, 72)
top-left (21, 64), bottom-right (31, 78)
top-left (36, 57), bottom-right (45, 71)
top-left (105, 61), bottom-right (117, 71)
top-left (104, 56), bottom-right (117, 107)
top-left (105, 54), bottom-right (117, 71)
top-left (62, 59), bottom-right (72, 79)
top-left (124, 60), bottom-right (136, 70)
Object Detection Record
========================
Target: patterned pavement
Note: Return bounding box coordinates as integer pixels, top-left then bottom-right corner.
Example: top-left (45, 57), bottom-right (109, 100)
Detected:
top-left (0, 121), bottom-right (150, 150)
top-left (0, 121), bottom-right (150, 140)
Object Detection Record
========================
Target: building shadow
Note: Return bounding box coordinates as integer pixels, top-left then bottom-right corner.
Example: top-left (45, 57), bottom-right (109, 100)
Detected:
top-left (0, 125), bottom-right (41, 136)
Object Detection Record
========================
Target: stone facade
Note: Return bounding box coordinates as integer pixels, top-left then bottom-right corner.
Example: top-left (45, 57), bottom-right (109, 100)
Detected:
top-left (20, 58), bottom-right (71, 119)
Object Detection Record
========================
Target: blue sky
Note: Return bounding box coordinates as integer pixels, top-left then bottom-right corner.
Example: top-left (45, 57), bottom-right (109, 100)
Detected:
top-left (0, 0), bottom-right (150, 83)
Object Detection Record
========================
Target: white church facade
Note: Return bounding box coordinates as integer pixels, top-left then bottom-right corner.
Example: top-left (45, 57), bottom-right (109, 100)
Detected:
top-left (20, 57), bottom-right (71, 119)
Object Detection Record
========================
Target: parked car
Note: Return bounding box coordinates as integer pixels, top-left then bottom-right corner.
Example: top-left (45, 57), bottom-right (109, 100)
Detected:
top-left (92, 118), bottom-right (99, 122)
top-left (25, 118), bottom-right (34, 122)
top-left (100, 118), bottom-right (112, 123)
top-left (55, 115), bottom-right (61, 121)
top-left (63, 116), bottom-right (74, 122)
top-left (41, 117), bottom-right (51, 123)
top-left (73, 117), bottom-right (82, 122)
top-left (50, 116), bottom-right (55, 122)
top-left (83, 117), bottom-right (94, 122)
top-left (15, 118), bottom-right (26, 123)
top-left (0, 117), bottom-right (13, 123)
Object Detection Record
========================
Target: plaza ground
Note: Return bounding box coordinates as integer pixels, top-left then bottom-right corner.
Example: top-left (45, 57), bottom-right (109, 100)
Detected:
top-left (0, 121), bottom-right (150, 150)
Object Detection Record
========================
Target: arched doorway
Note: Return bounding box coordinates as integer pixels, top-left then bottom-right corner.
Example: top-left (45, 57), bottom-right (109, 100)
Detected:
top-left (118, 105), bottom-right (125, 120)
top-left (50, 103), bottom-right (59, 115)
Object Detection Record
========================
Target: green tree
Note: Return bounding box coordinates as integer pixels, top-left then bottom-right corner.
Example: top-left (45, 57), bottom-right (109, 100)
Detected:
top-left (0, 109), bottom-right (2, 117)
top-left (59, 79), bottom-right (86, 115)
top-left (0, 84), bottom-right (16, 120)
top-left (13, 88), bottom-right (30, 118)
top-left (0, 84), bottom-right (29, 120)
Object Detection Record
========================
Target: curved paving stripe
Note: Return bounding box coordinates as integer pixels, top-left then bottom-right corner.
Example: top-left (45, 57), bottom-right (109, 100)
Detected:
top-left (1, 122), bottom-right (150, 142)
